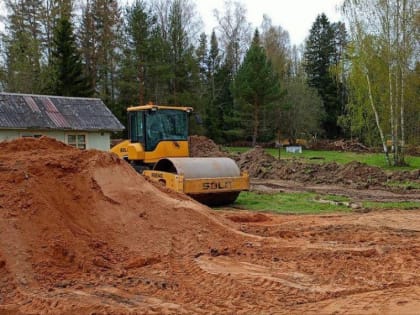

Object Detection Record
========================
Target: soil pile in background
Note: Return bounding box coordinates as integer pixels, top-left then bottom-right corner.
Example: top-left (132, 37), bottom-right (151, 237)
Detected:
top-left (405, 145), bottom-right (420, 157)
top-left (188, 137), bottom-right (418, 188)
top-left (188, 135), bottom-right (228, 157)
top-left (235, 147), bottom-right (399, 188)
top-left (309, 139), bottom-right (374, 153)
top-left (0, 137), bottom-right (244, 314)
top-left (235, 146), bottom-right (277, 178)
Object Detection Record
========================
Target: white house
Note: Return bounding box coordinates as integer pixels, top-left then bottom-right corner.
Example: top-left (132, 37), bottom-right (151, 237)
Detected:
top-left (0, 92), bottom-right (124, 151)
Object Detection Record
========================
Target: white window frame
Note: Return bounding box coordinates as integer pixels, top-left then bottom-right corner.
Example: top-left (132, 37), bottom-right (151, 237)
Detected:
top-left (66, 133), bottom-right (88, 150)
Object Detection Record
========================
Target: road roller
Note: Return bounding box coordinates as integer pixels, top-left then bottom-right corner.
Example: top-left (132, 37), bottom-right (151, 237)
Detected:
top-left (110, 104), bottom-right (249, 206)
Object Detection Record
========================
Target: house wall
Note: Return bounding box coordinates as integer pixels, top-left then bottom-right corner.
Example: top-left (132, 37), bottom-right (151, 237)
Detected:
top-left (85, 132), bottom-right (111, 151)
top-left (0, 130), bottom-right (111, 151)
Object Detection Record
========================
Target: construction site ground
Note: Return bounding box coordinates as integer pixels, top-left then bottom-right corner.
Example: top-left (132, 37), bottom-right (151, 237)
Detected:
top-left (0, 137), bottom-right (419, 314)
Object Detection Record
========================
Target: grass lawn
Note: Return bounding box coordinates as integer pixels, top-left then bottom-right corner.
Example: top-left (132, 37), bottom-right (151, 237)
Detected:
top-left (227, 146), bottom-right (420, 171)
top-left (232, 191), bottom-right (350, 214)
top-left (228, 191), bottom-right (420, 214)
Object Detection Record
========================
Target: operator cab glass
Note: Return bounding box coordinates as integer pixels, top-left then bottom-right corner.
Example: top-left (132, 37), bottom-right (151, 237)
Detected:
top-left (129, 111), bottom-right (145, 144)
top-left (129, 109), bottom-right (189, 151)
top-left (145, 109), bottom-right (188, 151)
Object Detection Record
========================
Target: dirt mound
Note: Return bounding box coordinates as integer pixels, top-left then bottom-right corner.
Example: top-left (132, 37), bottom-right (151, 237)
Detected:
top-left (309, 139), bottom-right (374, 153)
top-left (390, 169), bottom-right (420, 182)
top-left (236, 147), bottom-right (388, 187)
top-left (235, 146), bottom-right (278, 178)
top-left (188, 135), bottom-right (228, 157)
top-left (405, 145), bottom-right (420, 156)
top-left (0, 137), bottom-right (245, 314)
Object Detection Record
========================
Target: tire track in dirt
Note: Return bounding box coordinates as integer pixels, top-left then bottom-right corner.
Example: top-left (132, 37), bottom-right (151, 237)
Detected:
top-left (252, 179), bottom-right (420, 202)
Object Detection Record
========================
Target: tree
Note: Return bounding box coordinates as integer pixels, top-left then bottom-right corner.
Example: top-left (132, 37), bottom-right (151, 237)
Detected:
top-left (304, 13), bottom-right (346, 138)
top-left (277, 41), bottom-right (325, 143)
top-left (193, 31), bottom-right (209, 133)
top-left (261, 14), bottom-right (292, 81)
top-left (118, 0), bottom-right (153, 108)
top-left (204, 30), bottom-right (227, 142)
top-left (80, 0), bottom-right (122, 103)
top-left (49, 15), bottom-right (93, 97)
top-left (342, 0), bottom-right (418, 165)
top-left (167, 0), bottom-right (198, 104)
top-left (145, 0), bottom-right (201, 105)
top-left (232, 29), bottom-right (281, 146)
top-left (281, 80), bottom-right (325, 143)
top-left (2, 0), bottom-right (43, 93)
top-left (214, 0), bottom-right (251, 74)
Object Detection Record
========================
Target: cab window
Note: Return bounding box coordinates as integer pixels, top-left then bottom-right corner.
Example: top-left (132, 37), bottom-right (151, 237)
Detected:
top-left (145, 109), bottom-right (188, 151)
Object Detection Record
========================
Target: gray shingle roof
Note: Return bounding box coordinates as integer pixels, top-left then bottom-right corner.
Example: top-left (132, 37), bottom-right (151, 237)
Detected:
top-left (0, 93), bottom-right (124, 132)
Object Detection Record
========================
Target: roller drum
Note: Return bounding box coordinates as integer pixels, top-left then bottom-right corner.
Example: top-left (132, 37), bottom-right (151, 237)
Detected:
top-left (153, 157), bottom-right (244, 206)
top-left (153, 157), bottom-right (241, 178)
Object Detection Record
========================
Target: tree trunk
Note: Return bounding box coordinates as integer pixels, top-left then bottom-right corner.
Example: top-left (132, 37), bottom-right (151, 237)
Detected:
top-left (139, 62), bottom-right (144, 105)
top-left (252, 101), bottom-right (259, 147)
top-left (398, 0), bottom-right (407, 165)
top-left (366, 73), bottom-right (390, 165)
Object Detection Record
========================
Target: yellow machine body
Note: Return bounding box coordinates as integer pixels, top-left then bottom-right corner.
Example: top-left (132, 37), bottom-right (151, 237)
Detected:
top-left (111, 139), bottom-right (190, 164)
top-left (110, 104), bottom-right (249, 206)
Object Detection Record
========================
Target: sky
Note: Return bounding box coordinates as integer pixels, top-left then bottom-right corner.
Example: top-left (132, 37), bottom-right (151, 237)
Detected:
top-left (0, 0), bottom-right (345, 46)
top-left (195, 0), bottom-right (344, 46)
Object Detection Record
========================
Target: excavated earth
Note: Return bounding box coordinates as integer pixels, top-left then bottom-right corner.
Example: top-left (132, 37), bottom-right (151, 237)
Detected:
top-left (0, 137), bottom-right (419, 314)
top-left (190, 136), bottom-right (420, 200)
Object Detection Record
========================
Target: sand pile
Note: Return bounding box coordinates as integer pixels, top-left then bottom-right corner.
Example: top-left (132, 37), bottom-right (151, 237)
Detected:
top-left (0, 137), bottom-right (244, 314)
top-left (1, 137), bottom-right (419, 314)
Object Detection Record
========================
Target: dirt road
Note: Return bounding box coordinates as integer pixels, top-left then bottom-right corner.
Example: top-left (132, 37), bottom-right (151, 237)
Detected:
top-left (251, 178), bottom-right (420, 202)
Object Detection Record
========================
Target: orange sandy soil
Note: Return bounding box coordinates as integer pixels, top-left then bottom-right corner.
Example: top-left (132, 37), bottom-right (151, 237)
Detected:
top-left (0, 137), bottom-right (419, 314)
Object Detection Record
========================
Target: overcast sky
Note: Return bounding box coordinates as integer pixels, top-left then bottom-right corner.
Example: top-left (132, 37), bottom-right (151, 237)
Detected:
top-left (0, 0), bottom-right (345, 46)
top-left (196, 0), bottom-right (344, 46)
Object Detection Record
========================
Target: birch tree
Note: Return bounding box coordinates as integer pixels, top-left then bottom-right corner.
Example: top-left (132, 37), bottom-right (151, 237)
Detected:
top-left (214, 0), bottom-right (251, 74)
top-left (342, 0), bottom-right (418, 166)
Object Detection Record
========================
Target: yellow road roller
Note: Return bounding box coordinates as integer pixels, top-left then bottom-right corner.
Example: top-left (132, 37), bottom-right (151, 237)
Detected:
top-left (110, 104), bottom-right (249, 206)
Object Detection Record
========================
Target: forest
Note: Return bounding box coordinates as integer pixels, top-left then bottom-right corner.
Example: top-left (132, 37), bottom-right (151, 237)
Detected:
top-left (0, 0), bottom-right (418, 166)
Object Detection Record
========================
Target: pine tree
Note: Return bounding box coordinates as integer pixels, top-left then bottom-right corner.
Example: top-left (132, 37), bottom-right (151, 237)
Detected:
top-left (167, 0), bottom-right (198, 105)
top-left (3, 0), bottom-right (43, 93)
top-left (50, 15), bottom-right (93, 97)
top-left (304, 13), bottom-right (345, 138)
top-left (80, 0), bottom-right (122, 103)
top-left (204, 30), bottom-right (224, 141)
top-left (118, 0), bottom-right (152, 106)
top-left (232, 29), bottom-right (281, 146)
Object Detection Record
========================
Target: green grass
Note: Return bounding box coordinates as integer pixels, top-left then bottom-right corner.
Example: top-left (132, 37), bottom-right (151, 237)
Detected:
top-left (227, 146), bottom-right (420, 171)
top-left (229, 191), bottom-right (420, 214)
top-left (363, 201), bottom-right (420, 210)
top-left (233, 191), bottom-right (351, 214)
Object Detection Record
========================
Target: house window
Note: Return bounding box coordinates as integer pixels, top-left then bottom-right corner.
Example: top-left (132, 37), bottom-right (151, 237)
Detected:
top-left (21, 133), bottom-right (43, 138)
top-left (67, 134), bottom-right (86, 149)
